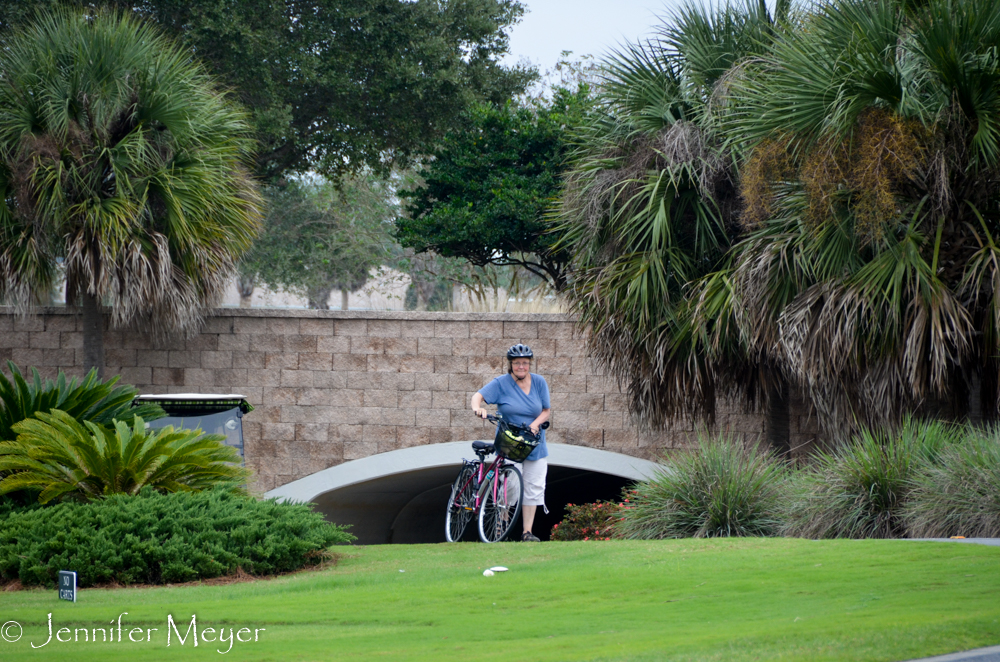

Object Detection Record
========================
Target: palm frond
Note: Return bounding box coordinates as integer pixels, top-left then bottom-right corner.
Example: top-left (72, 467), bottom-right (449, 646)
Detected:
top-left (0, 410), bottom-right (248, 503)
top-left (0, 362), bottom-right (163, 442)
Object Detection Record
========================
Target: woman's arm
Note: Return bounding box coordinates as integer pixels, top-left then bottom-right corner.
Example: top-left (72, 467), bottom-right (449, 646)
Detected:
top-left (529, 408), bottom-right (551, 435)
top-left (471, 392), bottom-right (489, 419)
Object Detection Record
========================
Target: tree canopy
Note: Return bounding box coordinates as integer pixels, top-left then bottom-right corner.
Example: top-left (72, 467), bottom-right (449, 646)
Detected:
top-left (242, 176), bottom-right (395, 309)
top-left (718, 0), bottom-right (1000, 435)
top-left (0, 9), bottom-right (262, 374)
top-left (557, 0), bottom-right (1000, 440)
top-left (0, 0), bottom-right (536, 181)
top-left (553, 2), bottom-right (775, 428)
top-left (396, 86), bottom-right (593, 290)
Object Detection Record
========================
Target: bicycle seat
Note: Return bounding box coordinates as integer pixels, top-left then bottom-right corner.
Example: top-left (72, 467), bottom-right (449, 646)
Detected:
top-left (472, 441), bottom-right (494, 453)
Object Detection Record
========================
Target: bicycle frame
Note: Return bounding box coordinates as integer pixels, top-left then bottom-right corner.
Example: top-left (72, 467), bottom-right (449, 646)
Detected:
top-left (452, 451), bottom-right (509, 516)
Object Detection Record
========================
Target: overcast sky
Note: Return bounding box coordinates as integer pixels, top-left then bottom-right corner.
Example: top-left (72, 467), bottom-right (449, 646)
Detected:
top-left (502, 0), bottom-right (684, 73)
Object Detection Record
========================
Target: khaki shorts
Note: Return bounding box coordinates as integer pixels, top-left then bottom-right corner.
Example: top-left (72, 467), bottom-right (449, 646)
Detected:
top-left (518, 457), bottom-right (548, 507)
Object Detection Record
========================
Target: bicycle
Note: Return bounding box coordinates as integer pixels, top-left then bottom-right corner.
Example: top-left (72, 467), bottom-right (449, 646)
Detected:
top-left (445, 414), bottom-right (547, 543)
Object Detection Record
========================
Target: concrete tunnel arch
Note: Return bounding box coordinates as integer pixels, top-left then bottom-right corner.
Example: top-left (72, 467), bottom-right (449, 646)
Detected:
top-left (265, 443), bottom-right (662, 544)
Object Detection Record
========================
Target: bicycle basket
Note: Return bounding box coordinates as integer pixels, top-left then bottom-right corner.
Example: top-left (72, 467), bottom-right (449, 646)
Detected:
top-left (493, 421), bottom-right (540, 462)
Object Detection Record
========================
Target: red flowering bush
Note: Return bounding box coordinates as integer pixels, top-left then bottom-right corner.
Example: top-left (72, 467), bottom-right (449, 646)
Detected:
top-left (550, 500), bottom-right (628, 541)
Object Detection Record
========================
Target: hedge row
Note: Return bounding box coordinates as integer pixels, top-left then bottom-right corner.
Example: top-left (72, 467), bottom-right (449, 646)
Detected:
top-left (0, 489), bottom-right (353, 587)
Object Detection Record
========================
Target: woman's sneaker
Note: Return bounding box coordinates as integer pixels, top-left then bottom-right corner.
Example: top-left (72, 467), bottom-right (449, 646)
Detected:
top-left (521, 531), bottom-right (540, 542)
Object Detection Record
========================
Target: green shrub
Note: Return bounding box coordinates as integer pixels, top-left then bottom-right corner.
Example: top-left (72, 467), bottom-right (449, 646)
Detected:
top-left (551, 500), bottom-right (626, 541)
top-left (618, 432), bottom-right (786, 539)
top-left (0, 411), bottom-right (251, 502)
top-left (782, 418), bottom-right (962, 539)
top-left (0, 493), bottom-right (40, 517)
top-left (0, 362), bottom-right (163, 441)
top-left (0, 489), bottom-right (353, 587)
top-left (904, 428), bottom-right (1000, 538)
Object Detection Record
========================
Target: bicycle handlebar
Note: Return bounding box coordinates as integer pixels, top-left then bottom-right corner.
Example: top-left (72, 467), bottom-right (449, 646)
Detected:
top-left (484, 412), bottom-right (549, 430)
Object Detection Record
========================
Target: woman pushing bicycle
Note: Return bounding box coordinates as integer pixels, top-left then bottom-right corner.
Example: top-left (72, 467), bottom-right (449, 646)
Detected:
top-left (471, 344), bottom-right (551, 542)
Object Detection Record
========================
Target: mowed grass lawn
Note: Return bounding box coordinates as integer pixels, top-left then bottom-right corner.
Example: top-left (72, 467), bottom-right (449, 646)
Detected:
top-left (1, 539), bottom-right (998, 661)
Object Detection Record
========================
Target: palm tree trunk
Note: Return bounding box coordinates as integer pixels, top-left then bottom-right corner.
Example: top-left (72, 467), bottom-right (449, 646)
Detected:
top-left (766, 378), bottom-right (790, 457)
top-left (81, 291), bottom-right (105, 378)
top-left (341, 289), bottom-right (349, 311)
top-left (967, 371), bottom-right (983, 426)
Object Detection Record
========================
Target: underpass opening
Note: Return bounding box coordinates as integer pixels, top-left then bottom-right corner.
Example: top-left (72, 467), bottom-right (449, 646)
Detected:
top-left (441, 466), bottom-right (633, 543)
top-left (266, 442), bottom-right (660, 545)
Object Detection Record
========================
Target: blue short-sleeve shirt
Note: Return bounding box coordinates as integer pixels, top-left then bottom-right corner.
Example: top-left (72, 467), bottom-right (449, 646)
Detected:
top-left (477, 373), bottom-right (550, 461)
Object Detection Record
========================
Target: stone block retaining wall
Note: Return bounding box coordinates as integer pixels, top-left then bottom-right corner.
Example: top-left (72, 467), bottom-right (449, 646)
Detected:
top-left (0, 308), bottom-right (818, 491)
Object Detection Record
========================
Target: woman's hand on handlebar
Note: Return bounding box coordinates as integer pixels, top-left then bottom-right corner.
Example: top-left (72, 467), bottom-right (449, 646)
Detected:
top-left (472, 407), bottom-right (490, 420)
top-left (527, 421), bottom-right (551, 435)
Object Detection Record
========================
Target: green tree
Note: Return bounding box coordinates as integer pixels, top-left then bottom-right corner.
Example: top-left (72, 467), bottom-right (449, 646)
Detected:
top-left (396, 87), bottom-right (593, 290)
top-left (242, 177), bottom-right (395, 309)
top-left (0, 0), bottom-right (536, 181)
top-left (554, 1), bottom-right (784, 429)
top-left (398, 251), bottom-right (459, 312)
top-left (0, 10), bottom-right (262, 376)
top-left (718, 0), bottom-right (1000, 436)
top-left (558, 0), bottom-right (1000, 443)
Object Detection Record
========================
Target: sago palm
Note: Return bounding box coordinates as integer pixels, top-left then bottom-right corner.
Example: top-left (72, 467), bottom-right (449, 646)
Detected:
top-left (555, 0), bottom-right (788, 427)
top-left (0, 10), bottom-right (262, 375)
top-left (0, 410), bottom-right (249, 503)
top-left (0, 361), bottom-right (163, 442)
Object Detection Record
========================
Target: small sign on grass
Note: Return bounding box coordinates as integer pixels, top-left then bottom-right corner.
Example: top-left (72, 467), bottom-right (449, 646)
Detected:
top-left (58, 570), bottom-right (76, 603)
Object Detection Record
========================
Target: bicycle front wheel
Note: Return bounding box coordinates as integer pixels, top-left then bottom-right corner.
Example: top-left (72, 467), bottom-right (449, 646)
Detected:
top-left (445, 464), bottom-right (476, 542)
top-left (477, 464), bottom-right (523, 543)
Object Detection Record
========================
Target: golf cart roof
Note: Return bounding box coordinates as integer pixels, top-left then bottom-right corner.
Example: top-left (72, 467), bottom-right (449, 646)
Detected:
top-left (133, 393), bottom-right (254, 414)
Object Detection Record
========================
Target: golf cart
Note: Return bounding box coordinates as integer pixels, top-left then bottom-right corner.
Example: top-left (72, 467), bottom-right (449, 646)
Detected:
top-left (131, 393), bottom-right (254, 463)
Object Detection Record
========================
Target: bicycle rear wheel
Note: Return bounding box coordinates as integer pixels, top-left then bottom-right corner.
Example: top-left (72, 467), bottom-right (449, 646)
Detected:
top-left (477, 464), bottom-right (523, 543)
top-left (445, 464), bottom-right (476, 542)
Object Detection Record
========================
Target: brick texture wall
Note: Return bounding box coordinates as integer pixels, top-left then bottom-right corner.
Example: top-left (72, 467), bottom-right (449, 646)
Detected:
top-left (0, 308), bottom-right (818, 491)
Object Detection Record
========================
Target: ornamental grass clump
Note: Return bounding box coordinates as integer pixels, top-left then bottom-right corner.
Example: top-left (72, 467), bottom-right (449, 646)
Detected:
top-left (904, 428), bottom-right (1000, 538)
top-left (782, 418), bottom-right (962, 539)
top-left (617, 432), bottom-right (786, 539)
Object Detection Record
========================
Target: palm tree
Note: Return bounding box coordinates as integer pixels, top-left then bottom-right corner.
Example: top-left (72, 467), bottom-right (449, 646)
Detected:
top-left (719, 0), bottom-right (1000, 436)
top-left (554, 1), bottom-right (788, 429)
top-left (0, 361), bottom-right (163, 442)
top-left (559, 0), bottom-right (1000, 442)
top-left (0, 410), bottom-right (249, 503)
top-left (0, 10), bottom-right (262, 376)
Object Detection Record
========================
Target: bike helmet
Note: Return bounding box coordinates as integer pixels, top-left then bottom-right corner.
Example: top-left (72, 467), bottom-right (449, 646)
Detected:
top-left (506, 343), bottom-right (533, 360)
